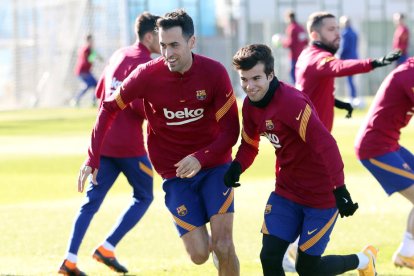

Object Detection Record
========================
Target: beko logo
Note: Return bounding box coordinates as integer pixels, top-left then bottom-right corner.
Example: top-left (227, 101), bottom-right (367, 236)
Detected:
top-left (163, 108), bottom-right (204, 125)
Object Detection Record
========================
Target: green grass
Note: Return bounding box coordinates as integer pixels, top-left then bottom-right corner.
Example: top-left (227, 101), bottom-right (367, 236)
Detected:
top-left (0, 106), bottom-right (413, 275)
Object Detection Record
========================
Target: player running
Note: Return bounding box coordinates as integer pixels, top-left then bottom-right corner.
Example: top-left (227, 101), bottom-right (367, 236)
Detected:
top-left (78, 9), bottom-right (240, 276)
top-left (59, 12), bottom-right (160, 275)
top-left (355, 57), bottom-right (414, 270)
top-left (226, 43), bottom-right (377, 276)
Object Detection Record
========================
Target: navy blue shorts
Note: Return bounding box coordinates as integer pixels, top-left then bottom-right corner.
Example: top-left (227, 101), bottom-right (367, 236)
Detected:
top-left (162, 163), bottom-right (234, 236)
top-left (261, 192), bottom-right (338, 256)
top-left (360, 146), bottom-right (414, 195)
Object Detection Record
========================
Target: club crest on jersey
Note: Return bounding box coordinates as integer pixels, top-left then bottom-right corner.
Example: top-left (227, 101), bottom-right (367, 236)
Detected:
top-left (264, 204), bottom-right (272, 214)
top-left (196, 90), bottom-right (207, 100)
top-left (265, 120), bottom-right (274, 130)
top-left (177, 205), bottom-right (188, 216)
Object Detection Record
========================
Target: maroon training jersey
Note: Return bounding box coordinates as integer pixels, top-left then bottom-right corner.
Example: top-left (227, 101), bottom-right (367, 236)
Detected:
top-left (87, 54), bottom-right (240, 179)
top-left (355, 58), bottom-right (414, 160)
top-left (74, 45), bottom-right (92, 75)
top-left (295, 44), bottom-right (373, 131)
top-left (393, 24), bottom-right (410, 55)
top-left (235, 80), bottom-right (344, 208)
top-left (95, 42), bottom-right (151, 158)
top-left (283, 22), bottom-right (308, 61)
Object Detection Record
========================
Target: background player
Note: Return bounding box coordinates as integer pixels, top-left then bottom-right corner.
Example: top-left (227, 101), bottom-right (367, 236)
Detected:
top-left (59, 12), bottom-right (160, 275)
top-left (72, 34), bottom-right (103, 107)
top-left (77, 9), bottom-right (240, 276)
top-left (392, 12), bottom-right (410, 66)
top-left (227, 43), bottom-right (377, 276)
top-left (295, 11), bottom-right (401, 132)
top-left (355, 57), bottom-right (414, 270)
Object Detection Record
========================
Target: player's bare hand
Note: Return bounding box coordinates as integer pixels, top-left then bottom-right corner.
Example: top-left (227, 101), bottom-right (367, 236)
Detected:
top-left (78, 165), bottom-right (98, 192)
top-left (175, 155), bottom-right (201, 178)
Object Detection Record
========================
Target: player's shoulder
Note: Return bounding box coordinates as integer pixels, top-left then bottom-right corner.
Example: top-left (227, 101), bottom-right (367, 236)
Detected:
top-left (194, 54), bottom-right (227, 72)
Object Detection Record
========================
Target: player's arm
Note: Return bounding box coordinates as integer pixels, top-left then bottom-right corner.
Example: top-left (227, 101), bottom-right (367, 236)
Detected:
top-left (191, 66), bottom-right (240, 168)
top-left (315, 54), bottom-right (372, 77)
top-left (224, 104), bottom-right (260, 188)
top-left (286, 97), bottom-right (358, 217)
top-left (78, 65), bottom-right (147, 192)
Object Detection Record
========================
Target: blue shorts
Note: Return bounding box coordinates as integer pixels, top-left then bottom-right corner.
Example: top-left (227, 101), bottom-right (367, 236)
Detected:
top-left (360, 146), bottom-right (414, 195)
top-left (261, 192), bottom-right (338, 256)
top-left (162, 163), bottom-right (234, 236)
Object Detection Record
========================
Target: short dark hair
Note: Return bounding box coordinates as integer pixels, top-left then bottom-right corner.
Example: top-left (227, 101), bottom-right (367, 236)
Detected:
top-left (232, 44), bottom-right (274, 76)
top-left (306, 12), bottom-right (335, 34)
top-left (156, 9), bottom-right (194, 40)
top-left (135, 12), bottom-right (160, 40)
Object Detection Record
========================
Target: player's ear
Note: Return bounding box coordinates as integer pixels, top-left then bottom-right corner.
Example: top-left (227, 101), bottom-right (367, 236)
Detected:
top-left (188, 35), bottom-right (196, 49)
top-left (310, 30), bottom-right (319, 41)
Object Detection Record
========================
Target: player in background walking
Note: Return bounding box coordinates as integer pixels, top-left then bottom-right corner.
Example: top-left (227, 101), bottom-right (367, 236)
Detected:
top-left (281, 10), bottom-right (308, 84)
top-left (227, 43), bottom-right (377, 276)
top-left (338, 16), bottom-right (362, 108)
top-left (355, 57), bottom-right (414, 271)
top-left (392, 12), bottom-right (410, 66)
top-left (295, 11), bottom-right (401, 132)
top-left (72, 34), bottom-right (103, 107)
top-left (59, 12), bottom-right (160, 275)
top-left (77, 9), bottom-right (240, 276)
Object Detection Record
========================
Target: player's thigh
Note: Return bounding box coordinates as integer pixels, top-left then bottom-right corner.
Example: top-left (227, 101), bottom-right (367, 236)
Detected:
top-left (262, 192), bottom-right (303, 243)
top-left (200, 163), bottom-right (234, 219)
top-left (181, 224), bottom-right (210, 256)
top-left (210, 212), bottom-right (234, 242)
top-left (361, 149), bottom-right (414, 195)
top-left (299, 207), bottom-right (338, 256)
top-left (163, 177), bottom-right (208, 237)
top-left (118, 155), bottom-right (153, 200)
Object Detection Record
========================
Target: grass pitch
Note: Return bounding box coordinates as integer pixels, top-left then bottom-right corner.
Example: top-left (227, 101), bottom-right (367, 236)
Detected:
top-left (0, 106), bottom-right (413, 275)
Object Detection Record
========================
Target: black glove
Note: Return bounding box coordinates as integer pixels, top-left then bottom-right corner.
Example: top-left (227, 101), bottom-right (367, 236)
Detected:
top-left (371, 49), bottom-right (402, 68)
top-left (224, 161), bottom-right (242, 187)
top-left (333, 185), bottom-right (359, 217)
top-left (334, 99), bottom-right (353, 118)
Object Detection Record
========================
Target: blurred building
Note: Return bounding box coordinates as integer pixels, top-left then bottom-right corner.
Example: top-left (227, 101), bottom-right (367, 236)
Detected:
top-left (0, 0), bottom-right (413, 109)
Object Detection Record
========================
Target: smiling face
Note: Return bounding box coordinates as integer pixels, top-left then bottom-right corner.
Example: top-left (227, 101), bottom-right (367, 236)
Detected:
top-left (313, 17), bottom-right (340, 51)
top-left (237, 62), bottom-right (274, 102)
top-left (159, 26), bottom-right (195, 74)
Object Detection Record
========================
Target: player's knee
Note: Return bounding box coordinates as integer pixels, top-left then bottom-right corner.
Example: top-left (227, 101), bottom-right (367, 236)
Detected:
top-left (189, 250), bottom-right (209, 265)
top-left (296, 250), bottom-right (320, 276)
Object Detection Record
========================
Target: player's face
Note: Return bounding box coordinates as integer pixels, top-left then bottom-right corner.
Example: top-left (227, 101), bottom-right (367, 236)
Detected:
top-left (318, 17), bottom-right (340, 51)
top-left (238, 63), bottom-right (273, 102)
top-left (159, 26), bottom-right (195, 74)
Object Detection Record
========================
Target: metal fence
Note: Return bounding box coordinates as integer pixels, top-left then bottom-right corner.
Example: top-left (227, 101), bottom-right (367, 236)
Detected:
top-left (0, 0), bottom-right (413, 109)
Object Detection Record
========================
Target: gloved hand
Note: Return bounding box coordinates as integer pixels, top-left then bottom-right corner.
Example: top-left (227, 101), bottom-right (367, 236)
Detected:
top-left (334, 99), bottom-right (353, 118)
top-left (333, 185), bottom-right (359, 217)
top-left (224, 161), bottom-right (242, 187)
top-left (371, 49), bottom-right (402, 68)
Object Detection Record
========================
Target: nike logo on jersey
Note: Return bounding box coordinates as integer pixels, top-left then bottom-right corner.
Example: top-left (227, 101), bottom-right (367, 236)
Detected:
top-left (307, 228), bottom-right (318, 235)
top-left (343, 197), bottom-right (348, 203)
top-left (223, 188), bottom-right (231, 196)
top-left (226, 91), bottom-right (232, 98)
top-left (295, 109), bottom-right (303, 121)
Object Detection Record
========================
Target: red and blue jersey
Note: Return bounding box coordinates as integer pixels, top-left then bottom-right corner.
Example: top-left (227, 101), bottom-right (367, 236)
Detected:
top-left (355, 58), bottom-right (414, 160)
top-left (235, 80), bottom-right (344, 208)
top-left (87, 53), bottom-right (240, 179)
top-left (94, 42), bottom-right (152, 158)
top-left (295, 44), bottom-right (373, 131)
